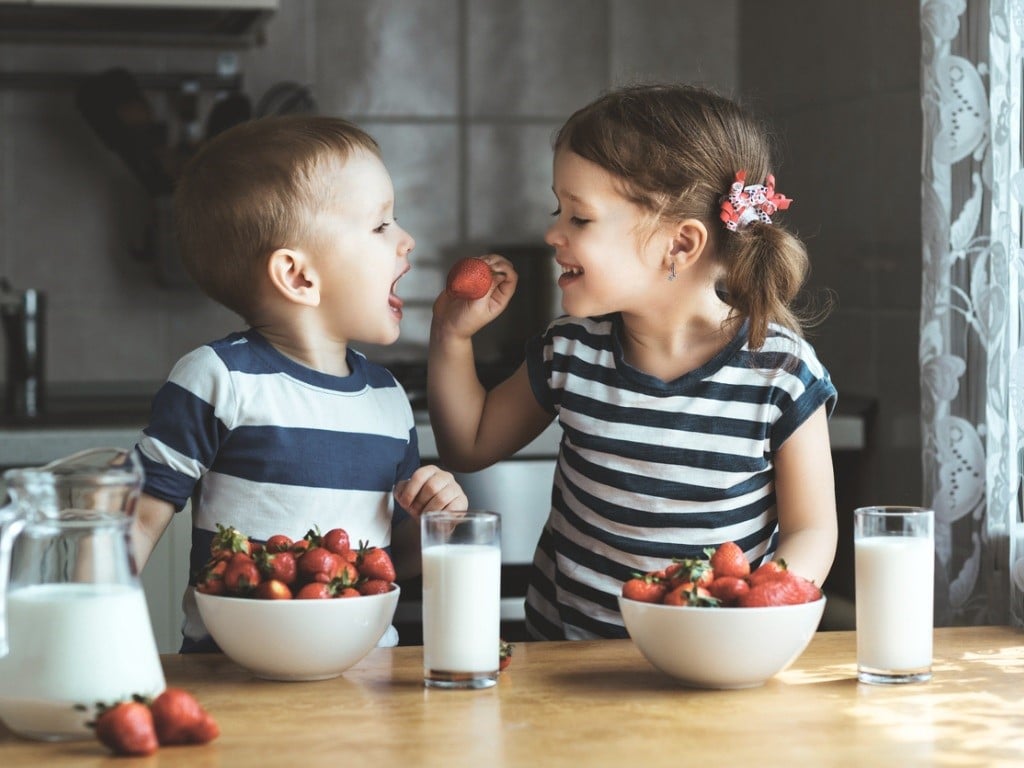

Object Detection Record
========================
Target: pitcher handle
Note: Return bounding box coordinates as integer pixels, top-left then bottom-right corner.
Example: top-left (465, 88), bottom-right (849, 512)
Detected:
top-left (0, 503), bottom-right (26, 657)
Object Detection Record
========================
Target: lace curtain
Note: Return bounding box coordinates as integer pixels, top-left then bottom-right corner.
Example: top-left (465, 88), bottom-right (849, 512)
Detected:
top-left (921, 0), bottom-right (1024, 626)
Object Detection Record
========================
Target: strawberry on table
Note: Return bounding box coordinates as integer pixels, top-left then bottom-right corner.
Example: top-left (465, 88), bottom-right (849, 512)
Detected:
top-left (499, 639), bottom-right (514, 671)
top-left (446, 256), bottom-right (494, 300)
top-left (150, 688), bottom-right (220, 746)
top-left (92, 701), bottom-right (158, 757)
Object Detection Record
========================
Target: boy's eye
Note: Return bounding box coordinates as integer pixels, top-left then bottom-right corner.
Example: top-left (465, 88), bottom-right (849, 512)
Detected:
top-left (550, 206), bottom-right (561, 217)
top-left (374, 221), bottom-right (392, 234)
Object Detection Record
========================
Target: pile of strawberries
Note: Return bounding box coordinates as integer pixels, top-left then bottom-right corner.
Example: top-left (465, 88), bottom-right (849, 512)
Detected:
top-left (195, 524), bottom-right (396, 600)
top-left (84, 687), bottom-right (218, 757)
top-left (621, 541), bottom-right (822, 608)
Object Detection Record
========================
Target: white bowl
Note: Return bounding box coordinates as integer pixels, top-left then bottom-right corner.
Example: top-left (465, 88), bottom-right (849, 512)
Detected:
top-left (195, 587), bottom-right (400, 681)
top-left (619, 594), bottom-right (826, 689)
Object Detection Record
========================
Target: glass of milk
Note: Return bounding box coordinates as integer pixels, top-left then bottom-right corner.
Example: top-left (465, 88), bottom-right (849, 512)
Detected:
top-left (421, 510), bottom-right (501, 689)
top-left (854, 506), bottom-right (934, 684)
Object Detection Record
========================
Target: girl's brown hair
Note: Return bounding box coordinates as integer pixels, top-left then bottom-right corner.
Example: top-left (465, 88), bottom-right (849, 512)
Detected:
top-left (554, 83), bottom-right (809, 350)
top-left (174, 115), bottom-right (381, 322)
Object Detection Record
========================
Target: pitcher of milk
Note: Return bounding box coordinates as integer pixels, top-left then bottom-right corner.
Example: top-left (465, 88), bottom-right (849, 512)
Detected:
top-left (0, 448), bottom-right (165, 741)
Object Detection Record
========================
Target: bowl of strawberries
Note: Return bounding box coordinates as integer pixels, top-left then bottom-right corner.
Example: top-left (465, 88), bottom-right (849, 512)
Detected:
top-left (618, 542), bottom-right (826, 689)
top-left (194, 525), bottom-right (400, 681)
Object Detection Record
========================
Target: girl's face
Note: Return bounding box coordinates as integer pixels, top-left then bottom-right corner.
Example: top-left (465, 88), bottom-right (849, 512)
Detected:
top-left (545, 149), bottom-right (666, 318)
top-left (307, 149), bottom-right (415, 346)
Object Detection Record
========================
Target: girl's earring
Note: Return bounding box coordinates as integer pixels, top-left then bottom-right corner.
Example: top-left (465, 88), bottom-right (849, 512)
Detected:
top-left (668, 262), bottom-right (677, 281)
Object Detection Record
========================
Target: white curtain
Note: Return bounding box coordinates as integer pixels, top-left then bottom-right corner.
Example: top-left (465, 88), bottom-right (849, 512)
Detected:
top-left (921, 0), bottom-right (1024, 626)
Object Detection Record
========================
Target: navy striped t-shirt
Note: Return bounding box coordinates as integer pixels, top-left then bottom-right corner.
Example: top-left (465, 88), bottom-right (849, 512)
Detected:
top-left (522, 314), bottom-right (837, 640)
top-left (136, 329), bottom-right (418, 648)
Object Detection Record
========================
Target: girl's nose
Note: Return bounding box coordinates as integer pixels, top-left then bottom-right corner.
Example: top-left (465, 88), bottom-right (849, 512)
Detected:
top-left (544, 221), bottom-right (562, 247)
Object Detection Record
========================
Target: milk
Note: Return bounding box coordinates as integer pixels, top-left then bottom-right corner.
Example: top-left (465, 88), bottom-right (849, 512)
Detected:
top-left (0, 583), bottom-right (166, 740)
top-left (855, 536), bottom-right (934, 672)
top-left (422, 544), bottom-right (501, 674)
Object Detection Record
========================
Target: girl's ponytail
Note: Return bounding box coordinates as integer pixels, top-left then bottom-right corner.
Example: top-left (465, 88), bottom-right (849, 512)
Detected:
top-left (722, 223), bottom-right (809, 350)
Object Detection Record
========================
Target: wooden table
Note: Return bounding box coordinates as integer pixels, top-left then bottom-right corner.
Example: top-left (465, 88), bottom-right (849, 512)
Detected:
top-left (2, 626), bottom-right (1022, 767)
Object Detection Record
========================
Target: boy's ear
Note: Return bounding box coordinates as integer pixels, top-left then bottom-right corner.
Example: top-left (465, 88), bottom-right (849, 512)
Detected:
top-left (667, 218), bottom-right (708, 271)
top-left (266, 247), bottom-right (320, 306)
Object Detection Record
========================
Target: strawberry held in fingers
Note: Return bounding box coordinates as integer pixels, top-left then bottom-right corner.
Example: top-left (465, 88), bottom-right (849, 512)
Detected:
top-left (446, 256), bottom-right (494, 300)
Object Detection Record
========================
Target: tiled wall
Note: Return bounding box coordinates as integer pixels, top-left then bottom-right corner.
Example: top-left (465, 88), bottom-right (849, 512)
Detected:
top-left (0, 0), bottom-right (921, 503)
top-left (0, 0), bottom-right (737, 380)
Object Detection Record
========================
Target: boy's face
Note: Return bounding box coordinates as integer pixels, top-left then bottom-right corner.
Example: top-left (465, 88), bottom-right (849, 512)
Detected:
top-left (307, 149), bottom-right (415, 346)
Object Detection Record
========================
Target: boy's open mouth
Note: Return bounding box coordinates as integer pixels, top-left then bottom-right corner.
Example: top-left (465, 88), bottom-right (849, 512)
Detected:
top-left (389, 276), bottom-right (404, 316)
top-left (558, 263), bottom-right (584, 287)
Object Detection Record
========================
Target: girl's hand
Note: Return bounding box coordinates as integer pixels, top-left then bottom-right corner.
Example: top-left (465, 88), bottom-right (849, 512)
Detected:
top-left (432, 254), bottom-right (518, 340)
top-left (393, 465), bottom-right (469, 517)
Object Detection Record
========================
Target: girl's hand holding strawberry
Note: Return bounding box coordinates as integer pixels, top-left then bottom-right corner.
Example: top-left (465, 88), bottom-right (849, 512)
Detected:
top-left (432, 253), bottom-right (518, 339)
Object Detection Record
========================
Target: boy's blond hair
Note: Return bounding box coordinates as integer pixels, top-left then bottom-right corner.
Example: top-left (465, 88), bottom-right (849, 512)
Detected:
top-left (174, 115), bottom-right (381, 321)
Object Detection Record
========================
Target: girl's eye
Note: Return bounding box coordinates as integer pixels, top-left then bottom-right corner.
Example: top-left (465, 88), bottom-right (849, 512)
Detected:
top-left (374, 221), bottom-right (392, 234)
top-left (550, 207), bottom-right (589, 226)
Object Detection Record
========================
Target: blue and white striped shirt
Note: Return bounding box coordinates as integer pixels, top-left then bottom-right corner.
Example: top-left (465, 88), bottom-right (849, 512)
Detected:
top-left (523, 314), bottom-right (837, 640)
top-left (137, 329), bottom-right (418, 648)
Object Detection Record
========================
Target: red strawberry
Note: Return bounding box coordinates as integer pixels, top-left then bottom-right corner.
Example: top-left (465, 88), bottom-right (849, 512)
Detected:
top-left (357, 543), bottom-right (396, 582)
top-left (708, 541), bottom-right (750, 579)
top-left (665, 558), bottom-right (713, 588)
top-left (264, 534), bottom-right (293, 553)
top-left (256, 549), bottom-right (297, 585)
top-left (150, 688), bottom-right (219, 746)
top-left (499, 638), bottom-right (513, 671)
top-left (321, 527), bottom-right (351, 557)
top-left (296, 582), bottom-right (335, 599)
top-left (336, 586), bottom-right (362, 598)
top-left (298, 547), bottom-right (344, 584)
top-left (93, 701), bottom-right (158, 756)
top-left (195, 559), bottom-right (227, 596)
top-left (738, 572), bottom-right (809, 607)
top-left (210, 524), bottom-right (252, 560)
top-left (223, 552), bottom-right (261, 595)
top-left (663, 582), bottom-right (719, 607)
top-left (621, 574), bottom-right (668, 604)
top-left (357, 578), bottom-right (394, 596)
top-left (707, 575), bottom-right (750, 606)
top-left (748, 558), bottom-right (789, 585)
top-left (446, 256), bottom-right (493, 300)
top-left (254, 578), bottom-right (293, 600)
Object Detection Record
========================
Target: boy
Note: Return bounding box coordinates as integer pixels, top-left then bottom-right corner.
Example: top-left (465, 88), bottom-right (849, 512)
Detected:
top-left (131, 116), bottom-right (467, 651)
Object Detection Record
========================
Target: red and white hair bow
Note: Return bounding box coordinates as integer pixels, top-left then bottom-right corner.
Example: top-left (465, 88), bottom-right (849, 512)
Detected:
top-left (719, 171), bottom-right (792, 232)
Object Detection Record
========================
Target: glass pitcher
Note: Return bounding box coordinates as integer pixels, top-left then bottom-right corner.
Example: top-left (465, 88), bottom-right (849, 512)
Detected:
top-left (0, 448), bottom-right (166, 741)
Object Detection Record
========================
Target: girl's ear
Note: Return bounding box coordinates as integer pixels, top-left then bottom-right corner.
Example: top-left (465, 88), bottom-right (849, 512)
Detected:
top-left (667, 218), bottom-right (708, 271)
top-left (266, 248), bottom-right (320, 307)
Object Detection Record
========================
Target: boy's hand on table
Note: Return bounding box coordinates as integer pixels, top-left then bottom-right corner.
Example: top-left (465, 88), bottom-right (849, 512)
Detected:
top-left (394, 465), bottom-right (468, 517)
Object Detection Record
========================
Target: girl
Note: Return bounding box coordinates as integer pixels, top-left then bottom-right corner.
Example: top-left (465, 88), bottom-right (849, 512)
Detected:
top-left (428, 84), bottom-right (838, 640)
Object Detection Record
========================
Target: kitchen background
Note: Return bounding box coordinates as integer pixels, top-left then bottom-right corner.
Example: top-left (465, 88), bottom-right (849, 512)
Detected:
top-left (0, 1), bottom-right (920, 639)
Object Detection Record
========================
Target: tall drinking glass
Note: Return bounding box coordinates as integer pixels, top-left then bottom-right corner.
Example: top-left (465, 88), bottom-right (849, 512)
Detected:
top-left (854, 506), bottom-right (934, 684)
top-left (421, 510), bottom-right (501, 689)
